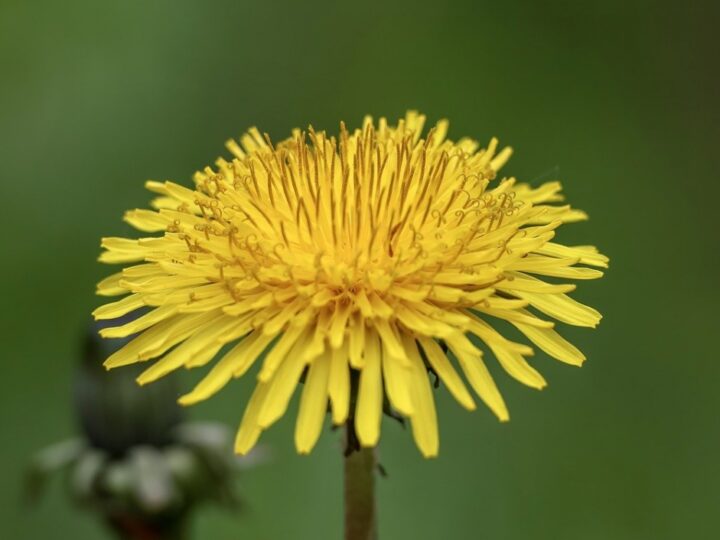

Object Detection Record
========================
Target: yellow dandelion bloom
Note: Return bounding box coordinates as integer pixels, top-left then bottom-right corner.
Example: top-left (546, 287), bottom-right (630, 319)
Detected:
top-left (94, 111), bottom-right (606, 458)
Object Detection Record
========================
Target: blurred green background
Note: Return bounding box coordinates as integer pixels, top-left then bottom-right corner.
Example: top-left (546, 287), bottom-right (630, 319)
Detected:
top-left (2, 0), bottom-right (718, 538)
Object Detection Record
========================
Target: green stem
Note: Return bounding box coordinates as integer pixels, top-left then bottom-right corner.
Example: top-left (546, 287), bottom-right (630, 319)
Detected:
top-left (344, 426), bottom-right (378, 540)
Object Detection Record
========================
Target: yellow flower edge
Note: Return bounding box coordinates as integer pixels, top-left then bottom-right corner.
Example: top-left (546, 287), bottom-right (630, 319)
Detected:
top-left (94, 111), bottom-right (607, 458)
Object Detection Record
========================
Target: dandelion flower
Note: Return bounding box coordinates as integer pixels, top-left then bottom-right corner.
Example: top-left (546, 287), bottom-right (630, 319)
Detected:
top-left (94, 111), bottom-right (606, 458)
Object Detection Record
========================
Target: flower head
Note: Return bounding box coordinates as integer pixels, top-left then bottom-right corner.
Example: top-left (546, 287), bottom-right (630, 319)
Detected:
top-left (95, 111), bottom-right (606, 457)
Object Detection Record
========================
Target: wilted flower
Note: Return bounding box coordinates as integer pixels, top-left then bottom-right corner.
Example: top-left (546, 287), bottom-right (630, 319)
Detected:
top-left (26, 321), bottom-right (254, 538)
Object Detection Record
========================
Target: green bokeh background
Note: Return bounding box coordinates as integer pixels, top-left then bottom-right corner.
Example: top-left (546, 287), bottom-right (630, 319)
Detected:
top-left (2, 0), bottom-right (718, 538)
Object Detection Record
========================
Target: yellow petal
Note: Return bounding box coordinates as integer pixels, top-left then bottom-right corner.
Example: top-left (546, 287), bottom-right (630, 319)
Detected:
top-left (138, 310), bottom-right (223, 360)
top-left (257, 327), bottom-right (314, 428)
top-left (477, 306), bottom-right (555, 329)
top-left (403, 335), bottom-right (439, 457)
top-left (235, 382), bottom-right (270, 455)
top-left (513, 290), bottom-right (601, 328)
top-left (295, 352), bottom-right (331, 454)
top-left (511, 255), bottom-right (603, 280)
top-left (417, 337), bottom-right (475, 411)
top-left (99, 237), bottom-right (148, 264)
top-left (262, 297), bottom-right (304, 335)
top-left (329, 301), bottom-right (352, 349)
top-left (380, 335), bottom-right (414, 416)
top-left (100, 305), bottom-right (178, 338)
top-left (374, 319), bottom-right (408, 364)
top-left (498, 272), bottom-right (576, 294)
top-left (513, 181), bottom-right (564, 204)
top-left (123, 209), bottom-right (170, 233)
top-left (348, 313), bottom-right (366, 369)
top-left (452, 346), bottom-right (509, 421)
top-left (535, 242), bottom-right (608, 268)
top-left (257, 324), bottom-right (305, 382)
top-left (103, 315), bottom-right (183, 368)
top-left (135, 315), bottom-right (234, 384)
top-left (96, 272), bottom-right (126, 296)
top-left (328, 343), bottom-right (350, 425)
top-left (355, 329), bottom-right (382, 447)
top-left (513, 323), bottom-right (585, 366)
top-left (93, 294), bottom-right (145, 320)
top-left (179, 331), bottom-right (275, 405)
top-left (466, 315), bottom-right (546, 390)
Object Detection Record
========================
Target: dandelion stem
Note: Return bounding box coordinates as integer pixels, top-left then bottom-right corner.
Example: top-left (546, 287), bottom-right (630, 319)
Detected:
top-left (344, 424), bottom-right (378, 540)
